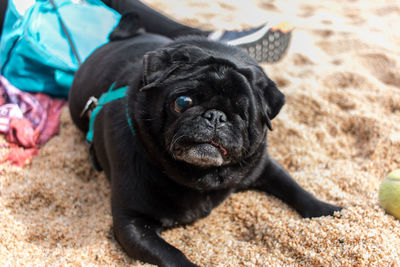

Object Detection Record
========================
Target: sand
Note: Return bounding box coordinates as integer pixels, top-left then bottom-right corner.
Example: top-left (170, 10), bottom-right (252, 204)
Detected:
top-left (1, 0), bottom-right (400, 266)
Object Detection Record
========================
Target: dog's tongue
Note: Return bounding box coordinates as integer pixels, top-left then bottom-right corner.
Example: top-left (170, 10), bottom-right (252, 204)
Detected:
top-left (210, 139), bottom-right (227, 156)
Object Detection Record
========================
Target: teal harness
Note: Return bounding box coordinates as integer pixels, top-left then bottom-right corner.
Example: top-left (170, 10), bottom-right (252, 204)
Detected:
top-left (86, 83), bottom-right (135, 144)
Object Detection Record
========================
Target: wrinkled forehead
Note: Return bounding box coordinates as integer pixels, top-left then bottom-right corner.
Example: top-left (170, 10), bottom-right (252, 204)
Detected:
top-left (165, 64), bottom-right (253, 98)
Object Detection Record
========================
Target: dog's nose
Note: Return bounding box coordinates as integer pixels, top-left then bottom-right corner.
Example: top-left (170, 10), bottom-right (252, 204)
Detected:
top-left (203, 109), bottom-right (227, 127)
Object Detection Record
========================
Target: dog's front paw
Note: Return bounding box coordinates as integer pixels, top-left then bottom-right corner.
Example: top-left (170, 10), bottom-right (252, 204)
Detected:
top-left (300, 200), bottom-right (343, 218)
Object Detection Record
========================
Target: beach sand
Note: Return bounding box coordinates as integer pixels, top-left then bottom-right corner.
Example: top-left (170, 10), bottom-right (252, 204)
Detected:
top-left (1, 0), bottom-right (400, 265)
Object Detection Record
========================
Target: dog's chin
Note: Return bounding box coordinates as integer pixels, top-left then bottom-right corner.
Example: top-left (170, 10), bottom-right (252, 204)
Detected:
top-left (174, 143), bottom-right (226, 167)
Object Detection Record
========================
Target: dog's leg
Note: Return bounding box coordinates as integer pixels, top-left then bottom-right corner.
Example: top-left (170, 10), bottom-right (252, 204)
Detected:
top-left (112, 211), bottom-right (198, 267)
top-left (250, 158), bottom-right (342, 218)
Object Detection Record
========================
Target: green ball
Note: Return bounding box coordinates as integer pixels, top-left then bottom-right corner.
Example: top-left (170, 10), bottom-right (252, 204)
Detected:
top-left (379, 170), bottom-right (400, 220)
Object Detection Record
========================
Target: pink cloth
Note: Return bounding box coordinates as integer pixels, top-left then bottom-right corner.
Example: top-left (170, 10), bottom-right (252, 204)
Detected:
top-left (0, 76), bottom-right (66, 167)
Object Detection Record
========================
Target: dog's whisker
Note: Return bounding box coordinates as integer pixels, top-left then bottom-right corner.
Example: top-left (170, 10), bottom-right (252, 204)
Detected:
top-left (168, 134), bottom-right (189, 153)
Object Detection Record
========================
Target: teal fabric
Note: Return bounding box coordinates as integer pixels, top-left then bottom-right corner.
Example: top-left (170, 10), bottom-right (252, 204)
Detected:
top-left (125, 100), bottom-right (135, 137)
top-left (0, 0), bottom-right (121, 98)
top-left (86, 84), bottom-right (134, 143)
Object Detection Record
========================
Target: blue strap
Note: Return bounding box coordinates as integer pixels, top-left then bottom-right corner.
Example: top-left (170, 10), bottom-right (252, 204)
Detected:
top-left (86, 83), bottom-right (134, 143)
top-left (125, 100), bottom-right (135, 137)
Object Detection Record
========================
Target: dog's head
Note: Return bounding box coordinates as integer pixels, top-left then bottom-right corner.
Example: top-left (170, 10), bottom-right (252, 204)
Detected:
top-left (131, 37), bottom-right (285, 190)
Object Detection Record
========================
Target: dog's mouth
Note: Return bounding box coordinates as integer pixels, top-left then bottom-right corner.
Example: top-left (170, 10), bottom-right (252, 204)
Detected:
top-left (210, 139), bottom-right (228, 156)
top-left (173, 139), bottom-right (229, 167)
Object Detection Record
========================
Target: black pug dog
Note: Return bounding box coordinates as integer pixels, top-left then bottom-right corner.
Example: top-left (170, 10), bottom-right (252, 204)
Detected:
top-left (69, 14), bottom-right (342, 267)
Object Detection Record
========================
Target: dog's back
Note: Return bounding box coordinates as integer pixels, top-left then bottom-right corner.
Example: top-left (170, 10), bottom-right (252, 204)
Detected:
top-left (69, 14), bottom-right (171, 132)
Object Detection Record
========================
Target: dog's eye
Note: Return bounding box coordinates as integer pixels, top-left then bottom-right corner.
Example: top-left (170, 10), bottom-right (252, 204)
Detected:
top-left (174, 96), bottom-right (193, 113)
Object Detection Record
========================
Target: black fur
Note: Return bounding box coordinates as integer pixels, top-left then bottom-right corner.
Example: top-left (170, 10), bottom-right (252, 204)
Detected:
top-left (68, 16), bottom-right (342, 267)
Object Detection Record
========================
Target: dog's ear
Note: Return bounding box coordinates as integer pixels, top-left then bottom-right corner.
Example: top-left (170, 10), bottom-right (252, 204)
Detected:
top-left (262, 78), bottom-right (285, 129)
top-left (141, 45), bottom-right (204, 90)
top-left (240, 65), bottom-right (285, 130)
top-left (141, 49), bottom-right (173, 90)
top-left (263, 77), bottom-right (285, 120)
top-left (255, 78), bottom-right (285, 131)
top-left (109, 12), bottom-right (144, 41)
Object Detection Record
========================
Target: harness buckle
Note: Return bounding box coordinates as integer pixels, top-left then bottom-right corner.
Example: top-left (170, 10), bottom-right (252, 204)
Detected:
top-left (80, 96), bottom-right (98, 118)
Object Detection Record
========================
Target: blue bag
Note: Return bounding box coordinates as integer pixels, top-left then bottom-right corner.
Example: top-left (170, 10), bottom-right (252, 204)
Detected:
top-left (0, 0), bottom-right (121, 98)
